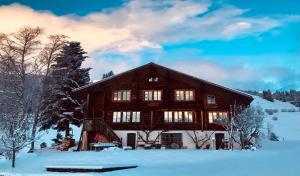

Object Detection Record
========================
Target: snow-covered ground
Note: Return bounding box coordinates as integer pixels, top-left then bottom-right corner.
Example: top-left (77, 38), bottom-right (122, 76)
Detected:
top-left (1, 96), bottom-right (300, 176)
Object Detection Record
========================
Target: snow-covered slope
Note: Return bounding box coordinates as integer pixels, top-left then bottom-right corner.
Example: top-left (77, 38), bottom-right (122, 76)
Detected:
top-left (251, 95), bottom-right (300, 141)
top-left (35, 125), bottom-right (82, 149)
top-left (252, 95), bottom-right (297, 110)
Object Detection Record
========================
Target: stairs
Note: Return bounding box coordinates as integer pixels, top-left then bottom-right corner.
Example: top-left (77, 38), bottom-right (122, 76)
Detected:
top-left (80, 118), bottom-right (121, 150)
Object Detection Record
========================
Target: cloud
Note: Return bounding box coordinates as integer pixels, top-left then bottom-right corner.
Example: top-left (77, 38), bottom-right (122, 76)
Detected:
top-left (0, 1), bottom-right (290, 54)
top-left (1, 0), bottom-right (299, 89)
top-left (165, 60), bottom-right (300, 90)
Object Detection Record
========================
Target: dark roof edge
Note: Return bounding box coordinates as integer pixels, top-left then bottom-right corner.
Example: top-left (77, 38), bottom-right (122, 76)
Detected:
top-left (73, 62), bottom-right (253, 99)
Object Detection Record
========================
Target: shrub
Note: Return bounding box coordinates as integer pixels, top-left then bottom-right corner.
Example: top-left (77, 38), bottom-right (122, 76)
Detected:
top-left (40, 142), bottom-right (47, 149)
top-left (265, 109), bottom-right (274, 115)
top-left (269, 132), bottom-right (279, 141)
top-left (265, 109), bottom-right (278, 115)
top-left (288, 108), bottom-right (296, 112)
top-left (272, 116), bottom-right (278, 121)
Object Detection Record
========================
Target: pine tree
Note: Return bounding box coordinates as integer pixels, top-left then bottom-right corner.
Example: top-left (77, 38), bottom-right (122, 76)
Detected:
top-left (40, 42), bottom-right (90, 137)
top-left (262, 90), bottom-right (274, 102)
top-left (102, 70), bottom-right (114, 79)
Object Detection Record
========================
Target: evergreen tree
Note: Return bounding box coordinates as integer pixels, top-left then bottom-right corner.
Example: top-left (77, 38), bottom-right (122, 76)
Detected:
top-left (40, 42), bottom-right (90, 136)
top-left (102, 70), bottom-right (114, 79)
top-left (262, 90), bottom-right (274, 102)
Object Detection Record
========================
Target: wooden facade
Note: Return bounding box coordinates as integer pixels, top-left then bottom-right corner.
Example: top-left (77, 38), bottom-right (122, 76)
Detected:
top-left (73, 62), bottom-right (253, 150)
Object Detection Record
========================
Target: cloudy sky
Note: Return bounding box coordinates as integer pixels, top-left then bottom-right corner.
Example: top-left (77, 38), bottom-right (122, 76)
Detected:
top-left (1, 0), bottom-right (299, 90)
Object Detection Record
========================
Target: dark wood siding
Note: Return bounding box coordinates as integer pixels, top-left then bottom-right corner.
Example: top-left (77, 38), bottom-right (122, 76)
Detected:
top-left (77, 63), bottom-right (252, 132)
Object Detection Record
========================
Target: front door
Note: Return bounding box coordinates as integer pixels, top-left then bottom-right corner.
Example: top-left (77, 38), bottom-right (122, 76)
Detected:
top-left (127, 133), bottom-right (136, 149)
top-left (215, 133), bottom-right (224, 150)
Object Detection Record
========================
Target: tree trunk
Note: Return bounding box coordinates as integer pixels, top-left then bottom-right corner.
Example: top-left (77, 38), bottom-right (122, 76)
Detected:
top-left (28, 114), bottom-right (39, 153)
top-left (12, 149), bottom-right (16, 168)
top-left (65, 121), bottom-right (70, 137)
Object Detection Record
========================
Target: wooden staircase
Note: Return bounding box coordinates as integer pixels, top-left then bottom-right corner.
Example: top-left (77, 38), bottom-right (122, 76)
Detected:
top-left (78, 118), bottom-right (121, 150)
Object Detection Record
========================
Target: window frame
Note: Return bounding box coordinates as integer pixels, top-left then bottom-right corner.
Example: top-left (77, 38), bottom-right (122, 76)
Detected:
top-left (112, 111), bottom-right (141, 123)
top-left (112, 112), bottom-right (122, 123)
top-left (208, 111), bottom-right (228, 124)
top-left (143, 90), bottom-right (162, 101)
top-left (112, 90), bottom-right (131, 102)
top-left (174, 90), bottom-right (195, 101)
top-left (207, 95), bottom-right (216, 104)
top-left (164, 111), bottom-right (194, 123)
top-left (132, 111), bottom-right (141, 123)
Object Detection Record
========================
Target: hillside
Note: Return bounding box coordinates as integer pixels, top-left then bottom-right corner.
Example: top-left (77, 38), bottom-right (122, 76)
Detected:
top-left (252, 95), bottom-right (300, 141)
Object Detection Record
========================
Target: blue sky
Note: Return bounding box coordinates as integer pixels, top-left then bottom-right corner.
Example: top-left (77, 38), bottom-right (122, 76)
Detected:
top-left (0, 0), bottom-right (299, 90)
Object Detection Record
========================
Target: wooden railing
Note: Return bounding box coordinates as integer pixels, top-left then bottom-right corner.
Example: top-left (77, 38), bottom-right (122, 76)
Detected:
top-left (84, 118), bottom-right (121, 143)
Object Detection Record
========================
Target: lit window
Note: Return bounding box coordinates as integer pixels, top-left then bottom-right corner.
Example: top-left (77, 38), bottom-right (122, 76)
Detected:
top-left (175, 90), bottom-right (194, 101)
top-left (174, 112), bottom-right (179, 122)
top-left (144, 90), bottom-right (162, 101)
top-left (164, 111), bottom-right (193, 123)
top-left (113, 112), bottom-right (121, 122)
top-left (184, 111), bottom-right (193, 123)
top-left (164, 111), bottom-right (173, 123)
top-left (149, 77), bottom-right (159, 82)
top-left (132, 112), bottom-right (141, 123)
top-left (207, 95), bottom-right (216, 104)
top-left (208, 112), bottom-right (228, 123)
top-left (113, 90), bottom-right (131, 101)
top-left (122, 112), bottom-right (131, 123)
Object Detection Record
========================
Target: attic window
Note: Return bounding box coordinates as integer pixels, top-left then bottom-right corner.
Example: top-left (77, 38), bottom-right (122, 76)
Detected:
top-left (149, 77), bottom-right (159, 82)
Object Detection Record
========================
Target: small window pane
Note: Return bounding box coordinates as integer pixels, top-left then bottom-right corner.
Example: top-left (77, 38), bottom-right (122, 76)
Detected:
top-left (209, 112), bottom-right (213, 123)
top-left (174, 112), bottom-right (179, 122)
top-left (178, 112), bottom-right (183, 122)
top-left (208, 95), bottom-right (216, 104)
top-left (122, 112), bottom-right (130, 123)
top-left (158, 91), bottom-right (161, 100)
top-left (153, 91), bottom-right (158, 100)
top-left (164, 111), bottom-right (168, 122)
top-left (113, 112), bottom-right (121, 123)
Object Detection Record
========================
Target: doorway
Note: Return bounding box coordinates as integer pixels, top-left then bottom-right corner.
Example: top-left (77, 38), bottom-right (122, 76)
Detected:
top-left (215, 133), bottom-right (225, 150)
top-left (127, 133), bottom-right (136, 149)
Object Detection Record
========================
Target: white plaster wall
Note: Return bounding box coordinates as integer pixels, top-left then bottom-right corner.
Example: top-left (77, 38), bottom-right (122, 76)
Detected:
top-left (114, 130), bottom-right (230, 149)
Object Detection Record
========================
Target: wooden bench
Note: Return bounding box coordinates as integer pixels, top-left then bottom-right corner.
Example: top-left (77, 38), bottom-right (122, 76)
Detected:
top-left (45, 165), bottom-right (137, 173)
top-left (90, 143), bottom-right (116, 151)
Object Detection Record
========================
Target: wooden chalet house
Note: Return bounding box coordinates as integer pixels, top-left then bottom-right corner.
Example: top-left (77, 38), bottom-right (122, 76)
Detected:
top-left (73, 62), bottom-right (253, 150)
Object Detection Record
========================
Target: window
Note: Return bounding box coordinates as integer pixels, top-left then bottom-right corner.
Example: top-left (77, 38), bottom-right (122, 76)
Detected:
top-left (164, 111), bottom-right (173, 123)
top-left (184, 111), bottom-right (193, 122)
top-left (207, 95), bottom-right (216, 104)
top-left (144, 90), bottom-right (162, 101)
top-left (113, 111), bottom-right (141, 123)
top-left (149, 77), bottom-right (159, 82)
top-left (175, 90), bottom-right (194, 101)
top-left (113, 112), bottom-right (121, 122)
top-left (164, 111), bottom-right (193, 123)
top-left (122, 111), bottom-right (131, 123)
top-left (208, 111), bottom-right (228, 123)
top-left (132, 112), bottom-right (141, 123)
top-left (113, 90), bottom-right (131, 101)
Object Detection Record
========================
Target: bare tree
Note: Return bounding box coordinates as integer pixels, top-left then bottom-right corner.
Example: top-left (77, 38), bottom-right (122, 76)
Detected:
top-left (186, 130), bottom-right (215, 149)
top-left (0, 27), bottom-right (67, 166)
top-left (28, 34), bottom-right (67, 152)
top-left (217, 105), bottom-right (265, 149)
top-left (0, 112), bottom-right (33, 168)
top-left (0, 27), bottom-right (42, 167)
top-left (135, 118), bottom-right (170, 146)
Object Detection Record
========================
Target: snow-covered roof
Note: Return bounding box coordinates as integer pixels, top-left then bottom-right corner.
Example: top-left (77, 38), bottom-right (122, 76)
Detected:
top-left (73, 62), bottom-right (253, 99)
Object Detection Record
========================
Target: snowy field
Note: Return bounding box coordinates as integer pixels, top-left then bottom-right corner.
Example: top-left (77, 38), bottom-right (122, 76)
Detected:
top-left (1, 96), bottom-right (300, 176)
